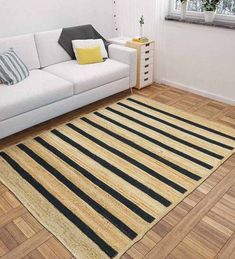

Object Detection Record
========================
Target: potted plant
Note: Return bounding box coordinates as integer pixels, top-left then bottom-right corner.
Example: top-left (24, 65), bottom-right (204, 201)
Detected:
top-left (139, 15), bottom-right (144, 39)
top-left (180, 0), bottom-right (188, 20)
top-left (202, 0), bottom-right (220, 22)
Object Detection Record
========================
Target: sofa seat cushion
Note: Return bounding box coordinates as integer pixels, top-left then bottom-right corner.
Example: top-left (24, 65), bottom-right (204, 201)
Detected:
top-left (43, 59), bottom-right (129, 95)
top-left (0, 70), bottom-right (73, 121)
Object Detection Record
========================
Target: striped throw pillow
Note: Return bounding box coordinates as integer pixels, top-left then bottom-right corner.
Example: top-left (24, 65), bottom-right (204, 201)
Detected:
top-left (0, 48), bottom-right (29, 85)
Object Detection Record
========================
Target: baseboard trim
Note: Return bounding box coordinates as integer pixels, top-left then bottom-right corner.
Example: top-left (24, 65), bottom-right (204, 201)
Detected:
top-left (159, 79), bottom-right (235, 105)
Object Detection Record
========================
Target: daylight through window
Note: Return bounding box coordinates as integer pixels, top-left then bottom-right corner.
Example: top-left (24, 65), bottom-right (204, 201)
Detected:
top-left (173, 0), bottom-right (235, 16)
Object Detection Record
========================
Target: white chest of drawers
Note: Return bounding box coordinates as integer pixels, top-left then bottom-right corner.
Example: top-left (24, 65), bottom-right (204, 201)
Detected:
top-left (126, 41), bottom-right (155, 89)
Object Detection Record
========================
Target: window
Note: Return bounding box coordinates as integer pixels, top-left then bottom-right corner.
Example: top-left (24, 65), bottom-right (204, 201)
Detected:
top-left (169, 0), bottom-right (235, 21)
top-left (174, 0), bottom-right (203, 12)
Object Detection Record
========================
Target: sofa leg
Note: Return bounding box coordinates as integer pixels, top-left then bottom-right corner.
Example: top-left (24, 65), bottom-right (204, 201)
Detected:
top-left (130, 87), bottom-right (133, 95)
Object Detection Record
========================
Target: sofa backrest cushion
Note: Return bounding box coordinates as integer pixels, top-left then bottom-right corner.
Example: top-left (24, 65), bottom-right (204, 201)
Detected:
top-left (35, 29), bottom-right (71, 68)
top-left (0, 34), bottom-right (40, 70)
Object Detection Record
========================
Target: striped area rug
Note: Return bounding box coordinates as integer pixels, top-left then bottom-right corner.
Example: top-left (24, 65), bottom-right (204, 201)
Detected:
top-left (0, 95), bottom-right (234, 258)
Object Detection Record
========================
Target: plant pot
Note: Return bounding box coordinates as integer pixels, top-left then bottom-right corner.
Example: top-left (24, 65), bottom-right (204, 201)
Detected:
top-left (204, 11), bottom-right (216, 23)
top-left (180, 2), bottom-right (188, 20)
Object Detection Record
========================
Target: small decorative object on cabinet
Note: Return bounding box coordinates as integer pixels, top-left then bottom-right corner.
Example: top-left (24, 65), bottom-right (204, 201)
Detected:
top-left (180, 0), bottom-right (188, 20)
top-left (126, 40), bottom-right (154, 90)
top-left (202, 0), bottom-right (220, 23)
top-left (139, 15), bottom-right (145, 39)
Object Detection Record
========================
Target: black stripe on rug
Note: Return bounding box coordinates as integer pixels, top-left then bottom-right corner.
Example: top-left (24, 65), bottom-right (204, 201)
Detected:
top-left (96, 110), bottom-right (213, 170)
top-left (17, 143), bottom-right (137, 240)
top-left (34, 136), bottom-right (155, 223)
top-left (67, 123), bottom-right (187, 194)
top-left (81, 117), bottom-right (202, 181)
top-left (51, 129), bottom-right (172, 207)
top-left (121, 101), bottom-right (233, 151)
top-left (127, 98), bottom-right (235, 142)
top-left (115, 103), bottom-right (224, 160)
top-left (0, 152), bottom-right (118, 258)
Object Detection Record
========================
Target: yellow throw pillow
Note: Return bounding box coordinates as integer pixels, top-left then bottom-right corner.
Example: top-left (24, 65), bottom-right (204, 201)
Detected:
top-left (75, 46), bottom-right (103, 65)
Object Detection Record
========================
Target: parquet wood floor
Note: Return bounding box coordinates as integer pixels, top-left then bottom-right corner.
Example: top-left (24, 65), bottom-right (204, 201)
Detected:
top-left (0, 84), bottom-right (234, 259)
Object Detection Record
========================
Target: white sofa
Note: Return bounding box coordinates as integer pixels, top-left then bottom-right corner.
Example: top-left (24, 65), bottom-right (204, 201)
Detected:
top-left (0, 29), bottom-right (137, 139)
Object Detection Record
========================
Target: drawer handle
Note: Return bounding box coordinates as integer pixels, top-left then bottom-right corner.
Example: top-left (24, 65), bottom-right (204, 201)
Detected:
top-left (144, 71), bottom-right (149, 75)
top-left (145, 65), bottom-right (149, 68)
top-left (144, 78), bottom-right (149, 81)
top-left (145, 51), bottom-right (150, 54)
top-left (145, 43), bottom-right (150, 47)
top-left (145, 58), bottom-right (149, 61)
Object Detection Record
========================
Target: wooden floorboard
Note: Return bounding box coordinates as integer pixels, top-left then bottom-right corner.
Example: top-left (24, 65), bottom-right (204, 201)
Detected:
top-left (0, 84), bottom-right (234, 259)
top-left (145, 167), bottom-right (235, 259)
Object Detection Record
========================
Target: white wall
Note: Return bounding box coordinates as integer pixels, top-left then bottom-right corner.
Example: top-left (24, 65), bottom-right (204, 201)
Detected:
top-left (0, 0), bottom-right (113, 38)
top-left (115, 0), bottom-right (235, 104)
top-left (160, 21), bottom-right (235, 104)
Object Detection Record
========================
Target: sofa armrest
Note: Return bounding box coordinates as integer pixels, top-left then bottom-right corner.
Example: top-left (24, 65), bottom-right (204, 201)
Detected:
top-left (109, 44), bottom-right (137, 88)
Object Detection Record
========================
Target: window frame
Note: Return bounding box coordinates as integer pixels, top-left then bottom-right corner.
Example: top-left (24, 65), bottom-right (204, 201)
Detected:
top-left (169, 0), bottom-right (235, 23)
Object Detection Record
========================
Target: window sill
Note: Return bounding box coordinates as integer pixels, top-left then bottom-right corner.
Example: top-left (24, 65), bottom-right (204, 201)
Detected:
top-left (165, 15), bottom-right (235, 30)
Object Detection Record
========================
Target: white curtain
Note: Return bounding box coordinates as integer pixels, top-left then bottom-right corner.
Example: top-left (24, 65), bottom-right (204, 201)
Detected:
top-left (154, 0), bottom-right (169, 83)
top-left (113, 0), bottom-right (157, 39)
